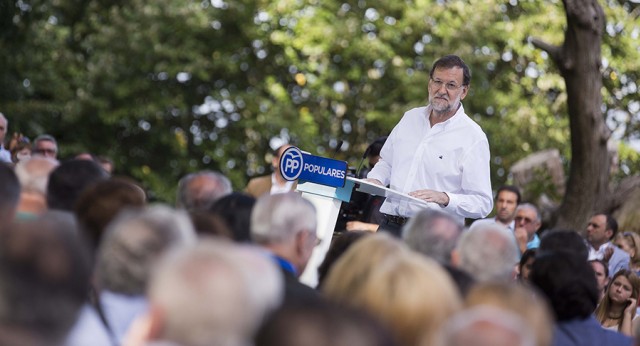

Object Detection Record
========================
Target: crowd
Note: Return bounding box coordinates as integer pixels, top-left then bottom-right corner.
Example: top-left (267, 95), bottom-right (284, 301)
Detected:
top-left (1, 114), bottom-right (640, 346)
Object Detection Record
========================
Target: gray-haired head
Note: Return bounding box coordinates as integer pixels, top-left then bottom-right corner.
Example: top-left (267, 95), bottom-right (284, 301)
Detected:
top-left (177, 170), bottom-right (232, 211)
top-left (250, 192), bottom-right (316, 244)
top-left (456, 223), bottom-right (519, 282)
top-left (148, 240), bottom-right (283, 346)
top-left (95, 205), bottom-right (197, 295)
top-left (402, 209), bottom-right (463, 265)
top-left (516, 203), bottom-right (540, 221)
top-left (438, 306), bottom-right (536, 346)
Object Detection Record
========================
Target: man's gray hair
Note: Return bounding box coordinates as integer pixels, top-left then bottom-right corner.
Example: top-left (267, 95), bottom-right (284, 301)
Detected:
top-left (96, 205), bottom-right (197, 295)
top-left (34, 134), bottom-right (58, 146)
top-left (457, 223), bottom-right (519, 282)
top-left (516, 203), bottom-right (540, 221)
top-left (250, 192), bottom-right (316, 244)
top-left (150, 240), bottom-right (283, 346)
top-left (14, 157), bottom-right (59, 194)
top-left (402, 209), bottom-right (463, 264)
top-left (176, 170), bottom-right (232, 211)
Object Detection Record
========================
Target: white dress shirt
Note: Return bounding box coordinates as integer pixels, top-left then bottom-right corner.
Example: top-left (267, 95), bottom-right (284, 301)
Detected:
top-left (367, 104), bottom-right (493, 222)
top-left (270, 173), bottom-right (295, 194)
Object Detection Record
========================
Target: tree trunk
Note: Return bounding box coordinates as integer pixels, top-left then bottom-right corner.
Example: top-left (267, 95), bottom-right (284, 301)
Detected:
top-left (532, 0), bottom-right (609, 231)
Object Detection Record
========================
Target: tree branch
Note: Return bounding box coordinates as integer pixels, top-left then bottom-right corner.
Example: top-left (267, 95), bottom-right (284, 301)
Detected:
top-left (529, 37), bottom-right (561, 65)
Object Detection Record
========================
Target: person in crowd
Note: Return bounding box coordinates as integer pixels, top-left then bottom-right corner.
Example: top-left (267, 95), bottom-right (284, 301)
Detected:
top-left (33, 134), bottom-right (59, 159)
top-left (366, 55), bottom-right (492, 234)
top-left (8, 133), bottom-right (31, 164)
top-left (0, 113), bottom-right (11, 163)
top-left (513, 203), bottom-right (542, 253)
top-left (472, 185), bottom-right (521, 232)
top-left (13, 157), bottom-right (58, 219)
top-left (402, 208), bottom-right (464, 265)
top-left (538, 229), bottom-right (589, 260)
top-left (250, 192), bottom-right (321, 304)
top-left (614, 232), bottom-right (640, 273)
top-left (594, 269), bottom-right (640, 336)
top-left (97, 155), bottom-right (114, 174)
top-left (74, 178), bottom-right (147, 255)
top-left (255, 301), bottom-right (398, 346)
top-left (586, 213), bottom-right (630, 276)
top-left (530, 251), bottom-right (632, 346)
top-left (188, 210), bottom-right (233, 239)
top-left (454, 222), bottom-right (519, 282)
top-left (245, 144), bottom-right (297, 198)
top-left (176, 170), bottom-right (232, 211)
top-left (317, 230), bottom-right (370, 288)
top-left (323, 233), bottom-right (462, 346)
top-left (86, 206), bottom-right (197, 344)
top-left (47, 159), bottom-right (109, 211)
top-left (0, 162), bottom-right (20, 226)
top-left (465, 282), bottom-right (553, 346)
top-left (0, 211), bottom-right (91, 345)
top-left (123, 240), bottom-right (283, 346)
top-left (591, 259), bottom-right (610, 302)
top-left (439, 306), bottom-right (537, 346)
top-left (209, 192), bottom-right (256, 242)
top-left (518, 248), bottom-right (537, 283)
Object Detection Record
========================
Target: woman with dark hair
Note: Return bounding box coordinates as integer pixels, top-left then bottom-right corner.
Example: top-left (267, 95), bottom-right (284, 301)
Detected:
top-left (209, 192), bottom-right (256, 242)
top-left (595, 269), bottom-right (640, 336)
top-left (517, 248), bottom-right (536, 283)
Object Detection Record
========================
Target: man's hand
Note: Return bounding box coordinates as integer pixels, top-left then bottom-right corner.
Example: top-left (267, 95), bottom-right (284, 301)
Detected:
top-left (514, 226), bottom-right (528, 254)
top-left (346, 221), bottom-right (379, 232)
top-left (364, 178), bottom-right (383, 186)
top-left (408, 189), bottom-right (449, 206)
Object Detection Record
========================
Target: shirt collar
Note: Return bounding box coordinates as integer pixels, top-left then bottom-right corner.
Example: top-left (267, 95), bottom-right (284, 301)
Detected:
top-left (426, 103), bottom-right (465, 128)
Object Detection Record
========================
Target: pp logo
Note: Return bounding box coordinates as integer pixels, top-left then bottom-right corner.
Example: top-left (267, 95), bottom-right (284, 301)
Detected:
top-left (279, 146), bottom-right (304, 181)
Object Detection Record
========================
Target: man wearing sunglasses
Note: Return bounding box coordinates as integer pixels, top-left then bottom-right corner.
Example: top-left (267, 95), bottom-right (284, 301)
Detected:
top-left (513, 203), bottom-right (542, 254)
top-left (366, 55), bottom-right (492, 234)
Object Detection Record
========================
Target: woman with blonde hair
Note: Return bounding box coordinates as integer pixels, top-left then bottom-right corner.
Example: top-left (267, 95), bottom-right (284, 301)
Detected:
top-left (595, 269), bottom-right (640, 336)
top-left (614, 232), bottom-right (640, 273)
top-left (322, 233), bottom-right (462, 346)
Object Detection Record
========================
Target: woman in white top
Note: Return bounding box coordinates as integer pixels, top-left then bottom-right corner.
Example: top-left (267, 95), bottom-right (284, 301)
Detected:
top-left (594, 269), bottom-right (640, 336)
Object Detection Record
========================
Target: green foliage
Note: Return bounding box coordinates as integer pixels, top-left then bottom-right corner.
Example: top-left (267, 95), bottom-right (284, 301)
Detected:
top-left (1, 0), bottom-right (638, 202)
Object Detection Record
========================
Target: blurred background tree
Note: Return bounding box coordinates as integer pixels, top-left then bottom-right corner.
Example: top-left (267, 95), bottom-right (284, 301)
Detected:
top-left (1, 0), bottom-right (638, 228)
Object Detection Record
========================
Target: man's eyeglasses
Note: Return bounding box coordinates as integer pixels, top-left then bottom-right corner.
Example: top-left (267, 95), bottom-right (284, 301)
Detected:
top-left (429, 78), bottom-right (465, 92)
top-left (33, 148), bottom-right (57, 155)
top-left (515, 216), bottom-right (534, 225)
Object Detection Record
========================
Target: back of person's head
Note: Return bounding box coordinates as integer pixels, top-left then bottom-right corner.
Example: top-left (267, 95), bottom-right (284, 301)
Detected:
top-left (402, 209), bottom-right (463, 264)
top-left (255, 301), bottom-right (398, 346)
top-left (14, 157), bottom-right (58, 195)
top-left (250, 192), bottom-right (316, 244)
top-left (538, 230), bottom-right (588, 261)
top-left (366, 136), bottom-right (387, 158)
top-left (74, 178), bottom-right (147, 254)
top-left (147, 240), bottom-right (283, 346)
top-left (46, 159), bottom-right (109, 211)
top-left (0, 162), bottom-right (20, 224)
top-left (0, 211), bottom-right (90, 344)
top-left (95, 205), bottom-right (196, 295)
top-left (530, 251), bottom-right (598, 321)
top-left (324, 236), bottom-right (461, 346)
top-left (317, 231), bottom-right (370, 288)
top-left (209, 192), bottom-right (256, 242)
top-left (438, 306), bottom-right (536, 346)
top-left (176, 170), bottom-right (232, 211)
top-left (465, 283), bottom-right (553, 346)
top-left (455, 223), bottom-right (519, 282)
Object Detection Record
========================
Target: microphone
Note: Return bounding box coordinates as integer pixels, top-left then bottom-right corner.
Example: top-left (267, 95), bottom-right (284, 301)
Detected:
top-left (355, 146), bottom-right (371, 178)
top-left (331, 140), bottom-right (344, 158)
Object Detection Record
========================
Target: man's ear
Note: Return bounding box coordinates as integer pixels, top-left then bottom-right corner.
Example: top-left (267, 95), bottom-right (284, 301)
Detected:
top-left (606, 229), bottom-right (614, 241)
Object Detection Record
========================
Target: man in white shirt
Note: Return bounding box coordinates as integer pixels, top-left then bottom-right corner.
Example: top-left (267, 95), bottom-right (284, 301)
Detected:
top-left (0, 113), bottom-right (12, 163)
top-left (586, 213), bottom-right (629, 277)
top-left (245, 144), bottom-right (297, 197)
top-left (367, 55), bottom-right (493, 234)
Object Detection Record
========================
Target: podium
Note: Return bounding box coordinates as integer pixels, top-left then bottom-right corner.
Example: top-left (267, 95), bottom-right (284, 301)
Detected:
top-left (297, 176), bottom-right (431, 287)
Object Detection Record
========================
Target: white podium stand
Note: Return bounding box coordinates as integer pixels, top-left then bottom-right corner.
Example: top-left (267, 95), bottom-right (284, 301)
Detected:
top-left (297, 177), bottom-right (430, 288)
